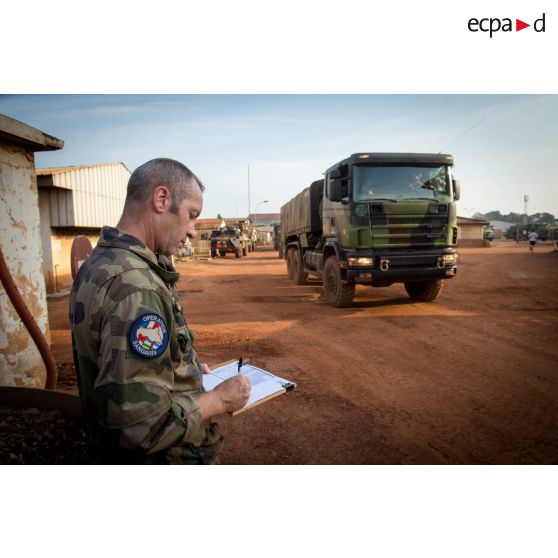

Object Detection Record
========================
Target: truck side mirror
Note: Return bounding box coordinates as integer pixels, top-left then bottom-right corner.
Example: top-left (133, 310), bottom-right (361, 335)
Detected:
top-left (453, 179), bottom-right (461, 201)
top-left (329, 179), bottom-right (344, 202)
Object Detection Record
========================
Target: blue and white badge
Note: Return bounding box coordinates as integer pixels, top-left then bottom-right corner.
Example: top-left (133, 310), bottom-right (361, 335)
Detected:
top-left (129, 313), bottom-right (169, 359)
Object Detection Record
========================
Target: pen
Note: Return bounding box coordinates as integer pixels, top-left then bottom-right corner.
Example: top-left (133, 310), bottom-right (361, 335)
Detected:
top-left (238, 357), bottom-right (243, 374)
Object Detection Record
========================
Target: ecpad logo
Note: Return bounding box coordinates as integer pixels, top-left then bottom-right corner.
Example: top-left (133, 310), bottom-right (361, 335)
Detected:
top-left (468, 13), bottom-right (546, 37)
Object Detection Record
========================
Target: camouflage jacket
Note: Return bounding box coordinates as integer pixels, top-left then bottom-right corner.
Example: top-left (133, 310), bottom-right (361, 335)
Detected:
top-left (69, 226), bottom-right (223, 464)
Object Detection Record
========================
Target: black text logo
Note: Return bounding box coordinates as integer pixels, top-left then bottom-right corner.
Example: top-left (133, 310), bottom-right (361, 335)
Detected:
top-left (468, 13), bottom-right (546, 37)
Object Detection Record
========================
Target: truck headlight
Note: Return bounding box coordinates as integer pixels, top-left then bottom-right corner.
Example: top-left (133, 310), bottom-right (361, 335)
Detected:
top-left (348, 257), bottom-right (374, 267)
top-left (442, 254), bottom-right (458, 266)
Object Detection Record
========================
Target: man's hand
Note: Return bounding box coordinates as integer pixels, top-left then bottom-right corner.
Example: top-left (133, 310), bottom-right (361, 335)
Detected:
top-left (200, 363), bottom-right (211, 374)
top-left (213, 375), bottom-right (251, 413)
top-left (196, 374), bottom-right (251, 420)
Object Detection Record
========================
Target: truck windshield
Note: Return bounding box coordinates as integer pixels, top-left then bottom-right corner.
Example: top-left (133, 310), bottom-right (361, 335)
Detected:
top-left (211, 229), bottom-right (237, 238)
top-left (352, 165), bottom-right (451, 202)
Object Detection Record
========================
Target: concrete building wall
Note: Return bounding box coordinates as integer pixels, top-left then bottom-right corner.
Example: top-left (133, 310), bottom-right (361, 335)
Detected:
top-left (0, 142), bottom-right (50, 387)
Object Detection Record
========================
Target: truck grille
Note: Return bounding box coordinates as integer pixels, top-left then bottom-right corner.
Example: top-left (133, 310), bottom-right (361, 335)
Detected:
top-left (369, 211), bottom-right (448, 247)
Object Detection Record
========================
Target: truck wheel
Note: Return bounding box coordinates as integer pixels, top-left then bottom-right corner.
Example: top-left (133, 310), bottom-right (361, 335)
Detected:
top-left (404, 279), bottom-right (444, 302)
top-left (292, 250), bottom-right (307, 285)
top-left (235, 248), bottom-right (241, 258)
top-left (287, 248), bottom-right (295, 280)
top-left (323, 257), bottom-right (355, 308)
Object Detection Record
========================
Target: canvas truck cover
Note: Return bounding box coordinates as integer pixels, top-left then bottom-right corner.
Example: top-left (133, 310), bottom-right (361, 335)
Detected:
top-left (281, 180), bottom-right (324, 238)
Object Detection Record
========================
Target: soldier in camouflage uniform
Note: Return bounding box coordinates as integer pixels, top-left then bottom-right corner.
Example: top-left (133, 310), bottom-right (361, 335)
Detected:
top-left (70, 158), bottom-right (251, 464)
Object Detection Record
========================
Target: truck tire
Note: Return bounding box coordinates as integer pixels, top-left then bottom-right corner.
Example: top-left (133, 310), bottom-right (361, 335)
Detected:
top-left (291, 249), bottom-right (307, 285)
top-left (286, 248), bottom-right (295, 280)
top-left (404, 279), bottom-right (444, 302)
top-left (235, 248), bottom-right (241, 258)
top-left (323, 257), bottom-right (355, 308)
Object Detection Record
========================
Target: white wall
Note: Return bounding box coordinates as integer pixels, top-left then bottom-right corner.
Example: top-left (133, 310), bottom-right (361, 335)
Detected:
top-left (0, 142), bottom-right (50, 387)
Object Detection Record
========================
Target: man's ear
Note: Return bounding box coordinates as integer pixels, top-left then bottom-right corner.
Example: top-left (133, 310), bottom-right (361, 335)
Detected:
top-left (152, 185), bottom-right (172, 213)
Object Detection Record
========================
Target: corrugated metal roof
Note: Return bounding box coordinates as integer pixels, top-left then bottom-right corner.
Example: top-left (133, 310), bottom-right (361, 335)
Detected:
top-left (37, 161), bottom-right (131, 175)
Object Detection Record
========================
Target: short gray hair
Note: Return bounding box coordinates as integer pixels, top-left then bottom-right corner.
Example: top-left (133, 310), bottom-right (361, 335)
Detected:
top-left (126, 158), bottom-right (204, 213)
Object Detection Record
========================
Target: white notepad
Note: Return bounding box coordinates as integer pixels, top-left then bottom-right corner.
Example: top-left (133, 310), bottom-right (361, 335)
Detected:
top-left (202, 361), bottom-right (296, 415)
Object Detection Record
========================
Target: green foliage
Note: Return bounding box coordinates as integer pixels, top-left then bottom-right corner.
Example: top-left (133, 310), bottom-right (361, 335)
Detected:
top-left (530, 212), bottom-right (557, 224)
top-left (477, 210), bottom-right (556, 224)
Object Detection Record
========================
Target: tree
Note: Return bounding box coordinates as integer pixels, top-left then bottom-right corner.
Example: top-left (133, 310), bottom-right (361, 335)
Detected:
top-left (474, 210), bottom-right (556, 224)
top-left (483, 210), bottom-right (504, 221)
top-left (529, 212), bottom-right (556, 224)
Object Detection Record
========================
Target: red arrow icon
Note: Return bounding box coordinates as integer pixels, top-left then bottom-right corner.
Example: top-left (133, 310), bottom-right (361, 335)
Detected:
top-left (516, 19), bottom-right (530, 31)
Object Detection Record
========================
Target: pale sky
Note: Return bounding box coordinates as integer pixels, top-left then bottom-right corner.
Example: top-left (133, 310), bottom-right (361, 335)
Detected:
top-left (1, 94), bottom-right (557, 219)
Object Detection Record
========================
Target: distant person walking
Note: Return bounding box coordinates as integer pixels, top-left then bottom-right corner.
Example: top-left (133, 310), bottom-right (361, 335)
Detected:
top-left (528, 230), bottom-right (538, 252)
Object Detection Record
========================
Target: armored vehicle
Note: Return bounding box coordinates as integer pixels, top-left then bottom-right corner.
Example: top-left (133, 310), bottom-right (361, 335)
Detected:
top-left (280, 153), bottom-right (460, 307)
top-left (210, 227), bottom-right (243, 258)
top-left (226, 219), bottom-right (253, 255)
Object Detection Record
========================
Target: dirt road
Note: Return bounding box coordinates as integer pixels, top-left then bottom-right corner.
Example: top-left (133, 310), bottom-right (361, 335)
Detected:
top-left (48, 241), bottom-right (558, 464)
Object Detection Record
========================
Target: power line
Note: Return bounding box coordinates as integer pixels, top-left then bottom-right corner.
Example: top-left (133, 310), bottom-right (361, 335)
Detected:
top-left (439, 114), bottom-right (489, 153)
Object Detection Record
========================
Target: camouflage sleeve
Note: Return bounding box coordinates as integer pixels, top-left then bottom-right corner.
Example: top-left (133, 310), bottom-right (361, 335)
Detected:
top-left (94, 287), bottom-right (207, 454)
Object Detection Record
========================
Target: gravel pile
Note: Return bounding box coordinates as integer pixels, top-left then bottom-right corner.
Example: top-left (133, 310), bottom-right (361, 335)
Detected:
top-left (0, 406), bottom-right (99, 464)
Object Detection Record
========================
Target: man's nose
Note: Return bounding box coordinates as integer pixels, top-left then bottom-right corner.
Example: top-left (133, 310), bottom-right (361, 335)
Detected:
top-left (186, 224), bottom-right (196, 240)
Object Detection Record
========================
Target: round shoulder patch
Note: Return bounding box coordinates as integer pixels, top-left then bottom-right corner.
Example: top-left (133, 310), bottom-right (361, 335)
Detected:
top-left (129, 313), bottom-right (169, 359)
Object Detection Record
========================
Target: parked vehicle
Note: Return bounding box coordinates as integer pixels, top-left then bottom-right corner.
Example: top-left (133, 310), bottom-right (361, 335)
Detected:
top-left (210, 228), bottom-right (243, 258)
top-left (483, 225), bottom-right (495, 241)
top-left (280, 153), bottom-right (460, 307)
top-left (226, 219), bottom-right (254, 255)
top-left (273, 223), bottom-right (282, 257)
top-left (176, 238), bottom-right (193, 257)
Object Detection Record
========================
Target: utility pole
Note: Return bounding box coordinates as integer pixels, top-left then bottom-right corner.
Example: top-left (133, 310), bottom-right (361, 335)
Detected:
top-left (247, 164), bottom-right (251, 220)
top-left (523, 194), bottom-right (529, 226)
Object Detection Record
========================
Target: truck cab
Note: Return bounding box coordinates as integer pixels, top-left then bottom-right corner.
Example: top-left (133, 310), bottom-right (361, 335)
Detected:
top-left (281, 153), bottom-right (460, 307)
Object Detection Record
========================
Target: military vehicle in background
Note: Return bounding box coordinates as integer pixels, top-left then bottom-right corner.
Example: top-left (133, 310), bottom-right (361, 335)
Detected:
top-left (273, 223), bottom-right (283, 257)
top-left (280, 153), bottom-right (460, 307)
top-left (210, 227), bottom-right (243, 258)
top-left (483, 225), bottom-right (495, 241)
top-left (225, 219), bottom-right (254, 255)
top-left (176, 238), bottom-right (193, 257)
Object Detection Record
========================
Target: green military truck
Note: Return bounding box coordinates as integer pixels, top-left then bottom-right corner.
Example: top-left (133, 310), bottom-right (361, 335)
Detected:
top-left (280, 153), bottom-right (460, 307)
top-left (210, 227), bottom-right (243, 258)
top-left (226, 219), bottom-right (254, 255)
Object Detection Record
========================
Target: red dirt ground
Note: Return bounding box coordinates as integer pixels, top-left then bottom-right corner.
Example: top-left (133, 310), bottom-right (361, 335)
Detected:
top-left (48, 241), bottom-right (558, 464)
